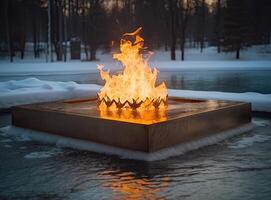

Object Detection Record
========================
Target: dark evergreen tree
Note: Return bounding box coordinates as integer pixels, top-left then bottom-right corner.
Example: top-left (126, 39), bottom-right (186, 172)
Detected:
top-left (223, 0), bottom-right (252, 59)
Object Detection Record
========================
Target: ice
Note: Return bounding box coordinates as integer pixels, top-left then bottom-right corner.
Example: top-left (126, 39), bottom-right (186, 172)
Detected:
top-left (0, 124), bottom-right (253, 161)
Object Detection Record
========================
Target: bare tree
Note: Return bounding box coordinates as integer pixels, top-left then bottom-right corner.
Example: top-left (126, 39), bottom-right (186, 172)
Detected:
top-left (84, 0), bottom-right (106, 61)
top-left (199, 0), bottom-right (205, 52)
top-left (214, 0), bottom-right (222, 53)
top-left (4, 0), bottom-right (13, 62)
top-left (178, 0), bottom-right (194, 61)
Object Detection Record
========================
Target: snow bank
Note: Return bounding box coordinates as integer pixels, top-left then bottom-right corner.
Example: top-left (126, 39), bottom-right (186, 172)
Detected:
top-left (1, 61), bottom-right (271, 77)
top-left (0, 78), bottom-right (271, 112)
top-left (0, 78), bottom-right (100, 108)
top-left (0, 123), bottom-right (253, 161)
top-left (169, 89), bottom-right (271, 112)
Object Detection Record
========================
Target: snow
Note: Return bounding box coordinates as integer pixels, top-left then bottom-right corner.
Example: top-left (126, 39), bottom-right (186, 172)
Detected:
top-left (228, 134), bottom-right (271, 149)
top-left (24, 148), bottom-right (63, 159)
top-left (1, 44), bottom-right (271, 64)
top-left (0, 78), bottom-right (100, 109)
top-left (1, 45), bottom-right (271, 77)
top-left (1, 61), bottom-right (271, 78)
top-left (169, 89), bottom-right (271, 112)
top-left (0, 123), bottom-right (253, 161)
top-left (0, 78), bottom-right (271, 112)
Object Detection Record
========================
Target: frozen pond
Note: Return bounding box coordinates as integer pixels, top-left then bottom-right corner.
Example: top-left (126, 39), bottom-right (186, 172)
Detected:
top-left (1, 69), bottom-right (271, 93)
top-left (0, 115), bottom-right (271, 200)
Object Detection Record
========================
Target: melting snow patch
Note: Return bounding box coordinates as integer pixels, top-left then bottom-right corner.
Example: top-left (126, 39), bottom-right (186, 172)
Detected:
top-left (24, 148), bottom-right (62, 159)
top-left (252, 118), bottom-right (271, 127)
top-left (1, 129), bottom-right (32, 142)
top-left (229, 134), bottom-right (271, 149)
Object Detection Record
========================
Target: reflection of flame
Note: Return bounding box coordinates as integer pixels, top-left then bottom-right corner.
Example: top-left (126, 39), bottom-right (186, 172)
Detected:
top-left (97, 27), bottom-right (167, 110)
top-left (99, 170), bottom-right (169, 200)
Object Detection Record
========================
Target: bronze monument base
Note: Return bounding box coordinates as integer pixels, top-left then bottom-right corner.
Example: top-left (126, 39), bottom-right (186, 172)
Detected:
top-left (12, 97), bottom-right (251, 153)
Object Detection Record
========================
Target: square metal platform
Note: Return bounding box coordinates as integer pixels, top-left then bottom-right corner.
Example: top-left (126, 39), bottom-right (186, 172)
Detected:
top-left (12, 97), bottom-right (251, 152)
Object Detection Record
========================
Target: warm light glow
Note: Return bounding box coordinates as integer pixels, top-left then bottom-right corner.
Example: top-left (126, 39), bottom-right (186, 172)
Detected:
top-left (98, 105), bottom-right (167, 124)
top-left (99, 170), bottom-right (169, 199)
top-left (97, 27), bottom-right (168, 110)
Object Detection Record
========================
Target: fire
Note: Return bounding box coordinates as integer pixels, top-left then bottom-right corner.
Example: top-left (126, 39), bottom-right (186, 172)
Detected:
top-left (97, 27), bottom-right (167, 110)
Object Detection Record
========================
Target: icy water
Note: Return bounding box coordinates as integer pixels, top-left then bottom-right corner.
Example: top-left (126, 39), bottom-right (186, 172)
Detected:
top-left (1, 70), bottom-right (271, 93)
top-left (1, 69), bottom-right (271, 199)
top-left (0, 115), bottom-right (271, 200)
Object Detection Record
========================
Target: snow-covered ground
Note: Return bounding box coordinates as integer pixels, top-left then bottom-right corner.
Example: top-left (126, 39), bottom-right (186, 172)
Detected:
top-left (0, 78), bottom-right (271, 112)
top-left (1, 61), bottom-right (271, 78)
top-left (1, 45), bottom-right (271, 77)
top-left (1, 44), bottom-right (271, 63)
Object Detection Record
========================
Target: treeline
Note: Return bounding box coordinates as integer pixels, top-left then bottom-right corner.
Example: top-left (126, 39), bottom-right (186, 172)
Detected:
top-left (0, 0), bottom-right (271, 62)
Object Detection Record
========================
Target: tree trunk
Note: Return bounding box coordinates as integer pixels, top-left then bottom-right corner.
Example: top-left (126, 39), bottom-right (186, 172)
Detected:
top-left (216, 0), bottom-right (221, 53)
top-left (169, 0), bottom-right (176, 60)
top-left (20, 45), bottom-right (25, 59)
top-left (180, 24), bottom-right (186, 61)
top-left (63, 5), bottom-right (67, 62)
top-left (171, 24), bottom-right (176, 60)
top-left (53, 41), bottom-right (60, 60)
top-left (33, 17), bottom-right (38, 58)
top-left (171, 42), bottom-right (176, 60)
top-left (181, 45), bottom-right (184, 61)
top-left (37, 20), bottom-right (41, 58)
top-left (181, 33), bottom-right (185, 61)
top-left (58, 4), bottom-right (63, 61)
top-left (20, 35), bottom-right (26, 59)
top-left (217, 45), bottom-right (221, 53)
top-left (236, 48), bottom-right (240, 59)
top-left (200, 0), bottom-right (205, 53)
top-left (84, 43), bottom-right (88, 60)
top-left (200, 40), bottom-right (204, 53)
top-left (5, 0), bottom-right (13, 62)
top-left (267, 29), bottom-right (271, 44)
top-left (90, 46), bottom-right (96, 61)
top-left (48, 0), bottom-right (53, 62)
top-left (82, 5), bottom-right (88, 60)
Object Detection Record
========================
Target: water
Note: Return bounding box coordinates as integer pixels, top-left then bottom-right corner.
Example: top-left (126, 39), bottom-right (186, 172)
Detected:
top-left (1, 70), bottom-right (271, 93)
top-left (0, 116), bottom-right (271, 200)
top-left (1, 70), bottom-right (271, 199)
top-left (159, 70), bottom-right (271, 94)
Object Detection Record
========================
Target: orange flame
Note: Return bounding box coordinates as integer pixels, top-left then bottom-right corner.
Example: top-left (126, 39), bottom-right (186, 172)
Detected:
top-left (97, 27), bottom-right (167, 110)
